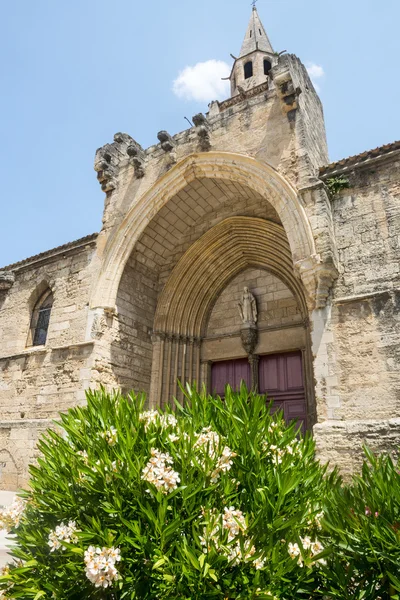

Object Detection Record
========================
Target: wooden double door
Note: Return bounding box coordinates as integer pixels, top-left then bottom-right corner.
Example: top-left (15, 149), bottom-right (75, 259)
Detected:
top-left (211, 351), bottom-right (307, 431)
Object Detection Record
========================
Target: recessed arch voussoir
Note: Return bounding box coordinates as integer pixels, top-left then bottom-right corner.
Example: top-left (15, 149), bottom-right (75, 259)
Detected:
top-left (154, 216), bottom-right (308, 338)
top-left (90, 152), bottom-right (315, 311)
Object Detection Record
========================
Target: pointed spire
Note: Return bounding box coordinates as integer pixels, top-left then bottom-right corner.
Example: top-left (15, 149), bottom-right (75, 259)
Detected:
top-left (239, 6), bottom-right (274, 57)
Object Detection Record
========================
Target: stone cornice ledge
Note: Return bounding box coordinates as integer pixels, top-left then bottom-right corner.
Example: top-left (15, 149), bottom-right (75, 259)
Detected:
top-left (314, 418), bottom-right (400, 433)
top-left (334, 289), bottom-right (398, 305)
top-left (0, 419), bottom-right (56, 428)
top-left (0, 341), bottom-right (94, 362)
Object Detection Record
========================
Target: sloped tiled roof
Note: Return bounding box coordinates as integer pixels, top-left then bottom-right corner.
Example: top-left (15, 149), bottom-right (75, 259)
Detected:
top-left (1, 233), bottom-right (98, 271)
top-left (320, 140), bottom-right (400, 177)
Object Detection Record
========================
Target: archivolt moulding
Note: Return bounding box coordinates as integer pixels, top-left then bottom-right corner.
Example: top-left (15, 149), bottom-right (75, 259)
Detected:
top-left (89, 151), bottom-right (334, 312)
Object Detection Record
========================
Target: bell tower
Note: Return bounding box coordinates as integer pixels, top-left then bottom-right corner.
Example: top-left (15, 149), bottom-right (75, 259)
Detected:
top-left (230, 4), bottom-right (277, 96)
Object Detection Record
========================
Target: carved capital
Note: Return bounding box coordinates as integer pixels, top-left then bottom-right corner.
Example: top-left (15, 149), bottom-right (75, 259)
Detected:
top-left (151, 331), bottom-right (166, 343)
top-left (295, 255), bottom-right (338, 310)
top-left (0, 271), bottom-right (15, 291)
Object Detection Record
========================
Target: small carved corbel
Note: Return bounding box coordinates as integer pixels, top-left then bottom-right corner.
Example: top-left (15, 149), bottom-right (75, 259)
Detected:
top-left (236, 85), bottom-right (247, 101)
top-left (127, 143), bottom-right (146, 178)
top-left (0, 271), bottom-right (14, 291)
top-left (240, 323), bottom-right (258, 355)
top-left (192, 113), bottom-right (211, 151)
top-left (157, 130), bottom-right (177, 168)
top-left (295, 255), bottom-right (338, 310)
top-left (94, 147), bottom-right (117, 192)
top-left (273, 69), bottom-right (300, 117)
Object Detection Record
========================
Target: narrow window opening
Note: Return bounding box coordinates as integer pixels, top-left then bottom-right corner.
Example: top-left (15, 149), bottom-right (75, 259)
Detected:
top-left (264, 59), bottom-right (272, 76)
top-left (30, 290), bottom-right (53, 346)
top-left (244, 61), bottom-right (253, 79)
top-left (259, 29), bottom-right (262, 35)
top-left (249, 30), bottom-right (252, 37)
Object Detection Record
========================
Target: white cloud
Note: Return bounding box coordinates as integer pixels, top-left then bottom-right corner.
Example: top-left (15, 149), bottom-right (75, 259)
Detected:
top-left (172, 60), bottom-right (231, 103)
top-left (306, 63), bottom-right (325, 92)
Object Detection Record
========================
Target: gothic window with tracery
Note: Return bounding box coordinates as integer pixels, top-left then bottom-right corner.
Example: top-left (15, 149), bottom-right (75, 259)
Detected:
top-left (30, 290), bottom-right (53, 346)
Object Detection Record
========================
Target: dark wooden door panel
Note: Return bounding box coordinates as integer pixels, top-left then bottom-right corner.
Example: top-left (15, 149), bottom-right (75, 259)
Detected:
top-left (211, 352), bottom-right (307, 430)
top-left (259, 351), bottom-right (306, 431)
top-left (211, 358), bottom-right (251, 396)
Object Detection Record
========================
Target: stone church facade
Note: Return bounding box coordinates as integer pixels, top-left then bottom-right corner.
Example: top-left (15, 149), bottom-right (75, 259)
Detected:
top-left (0, 8), bottom-right (399, 490)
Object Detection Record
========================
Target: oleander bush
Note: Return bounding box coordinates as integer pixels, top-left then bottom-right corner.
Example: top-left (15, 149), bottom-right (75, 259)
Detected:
top-left (0, 385), bottom-right (399, 599)
top-left (0, 385), bottom-right (336, 599)
top-left (322, 448), bottom-right (400, 599)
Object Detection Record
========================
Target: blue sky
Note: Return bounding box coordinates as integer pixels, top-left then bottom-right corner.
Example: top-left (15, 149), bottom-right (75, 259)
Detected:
top-left (1, 0), bottom-right (399, 266)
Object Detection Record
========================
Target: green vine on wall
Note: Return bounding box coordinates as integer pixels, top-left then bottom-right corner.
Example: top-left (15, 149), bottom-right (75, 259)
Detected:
top-left (325, 175), bottom-right (350, 197)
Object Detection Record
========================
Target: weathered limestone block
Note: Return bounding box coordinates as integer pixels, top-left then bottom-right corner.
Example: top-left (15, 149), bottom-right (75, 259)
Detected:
top-left (0, 419), bottom-right (55, 490)
top-left (314, 419), bottom-right (400, 478)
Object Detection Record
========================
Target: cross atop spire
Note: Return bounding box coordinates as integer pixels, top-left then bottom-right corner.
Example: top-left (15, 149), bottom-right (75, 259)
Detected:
top-left (239, 5), bottom-right (274, 57)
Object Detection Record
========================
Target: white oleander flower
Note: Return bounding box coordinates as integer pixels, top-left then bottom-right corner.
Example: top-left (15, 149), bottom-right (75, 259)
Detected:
top-left (101, 426), bottom-right (118, 446)
top-left (253, 555), bottom-right (266, 569)
top-left (84, 545), bottom-right (121, 588)
top-left (210, 446), bottom-right (237, 483)
top-left (48, 520), bottom-right (79, 552)
top-left (288, 542), bottom-right (301, 559)
top-left (200, 506), bottom-right (257, 565)
top-left (302, 536), bottom-right (312, 550)
top-left (194, 427), bottom-right (220, 460)
top-left (141, 448), bottom-right (180, 494)
top-left (139, 411), bottom-right (177, 431)
top-left (311, 539), bottom-right (324, 555)
top-left (0, 497), bottom-right (26, 532)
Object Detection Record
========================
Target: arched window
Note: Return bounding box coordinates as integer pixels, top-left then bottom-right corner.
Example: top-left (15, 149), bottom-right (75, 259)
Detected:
top-left (264, 59), bottom-right (272, 76)
top-left (244, 61), bottom-right (253, 79)
top-left (30, 289), bottom-right (53, 346)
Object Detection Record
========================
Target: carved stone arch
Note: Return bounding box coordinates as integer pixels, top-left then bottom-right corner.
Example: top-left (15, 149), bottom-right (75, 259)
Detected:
top-left (148, 216), bottom-right (314, 414)
top-left (27, 281), bottom-right (54, 347)
top-left (90, 152), bottom-right (320, 312)
top-left (27, 279), bottom-right (54, 312)
top-left (154, 217), bottom-right (308, 338)
top-left (0, 448), bottom-right (18, 489)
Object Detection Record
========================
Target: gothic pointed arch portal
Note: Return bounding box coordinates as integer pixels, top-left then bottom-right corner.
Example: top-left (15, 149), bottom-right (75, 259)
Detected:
top-left (149, 216), bottom-right (315, 425)
top-left (90, 152), bottom-right (318, 313)
top-left (154, 217), bottom-right (307, 337)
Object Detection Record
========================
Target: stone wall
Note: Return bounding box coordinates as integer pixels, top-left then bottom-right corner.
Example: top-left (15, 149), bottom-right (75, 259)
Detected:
top-left (329, 157), bottom-right (400, 423)
top-left (0, 239), bottom-right (97, 489)
top-left (312, 155), bottom-right (400, 470)
top-left (207, 268), bottom-right (302, 337)
top-left (110, 253), bottom-right (159, 395)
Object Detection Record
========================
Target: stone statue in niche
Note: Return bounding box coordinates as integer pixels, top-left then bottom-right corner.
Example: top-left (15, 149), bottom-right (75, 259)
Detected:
top-left (238, 287), bottom-right (257, 325)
